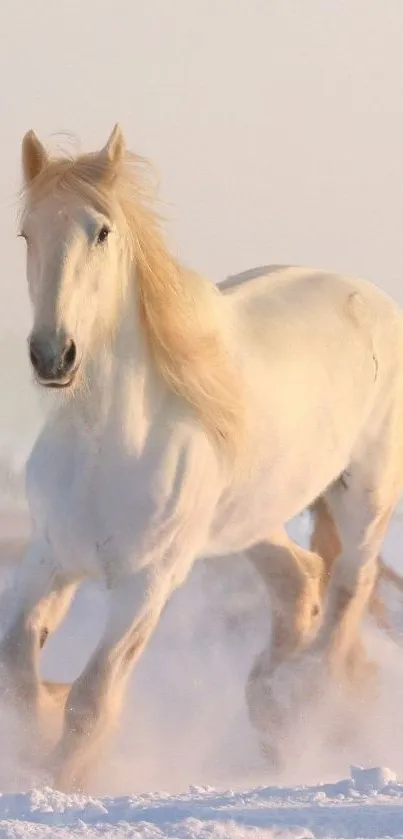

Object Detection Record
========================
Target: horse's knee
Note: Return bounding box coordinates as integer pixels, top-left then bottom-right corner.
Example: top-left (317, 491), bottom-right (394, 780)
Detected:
top-left (273, 570), bottom-right (322, 644)
top-left (39, 626), bottom-right (49, 649)
top-left (292, 575), bottom-right (323, 641)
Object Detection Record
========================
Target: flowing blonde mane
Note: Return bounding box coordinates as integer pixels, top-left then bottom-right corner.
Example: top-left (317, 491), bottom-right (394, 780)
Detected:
top-left (21, 147), bottom-right (245, 459)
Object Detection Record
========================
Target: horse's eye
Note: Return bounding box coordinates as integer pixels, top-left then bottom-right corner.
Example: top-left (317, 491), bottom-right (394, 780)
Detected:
top-left (97, 225), bottom-right (110, 245)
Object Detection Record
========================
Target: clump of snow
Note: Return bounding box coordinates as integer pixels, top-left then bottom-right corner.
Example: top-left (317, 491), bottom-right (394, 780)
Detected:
top-left (350, 765), bottom-right (397, 794)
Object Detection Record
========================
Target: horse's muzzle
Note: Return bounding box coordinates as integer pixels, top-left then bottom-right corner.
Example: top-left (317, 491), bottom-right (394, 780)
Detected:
top-left (29, 331), bottom-right (78, 388)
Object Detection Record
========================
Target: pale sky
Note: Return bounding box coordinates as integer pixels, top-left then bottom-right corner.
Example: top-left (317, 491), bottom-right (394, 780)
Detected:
top-left (1, 0), bottom-right (403, 452)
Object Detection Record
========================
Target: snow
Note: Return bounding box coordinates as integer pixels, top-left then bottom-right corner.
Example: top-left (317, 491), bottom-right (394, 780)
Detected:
top-left (2, 773), bottom-right (403, 838)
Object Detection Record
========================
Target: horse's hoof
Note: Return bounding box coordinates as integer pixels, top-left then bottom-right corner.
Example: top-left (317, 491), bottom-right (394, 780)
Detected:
top-left (49, 759), bottom-right (84, 793)
top-left (53, 772), bottom-right (85, 793)
top-left (248, 652), bottom-right (326, 745)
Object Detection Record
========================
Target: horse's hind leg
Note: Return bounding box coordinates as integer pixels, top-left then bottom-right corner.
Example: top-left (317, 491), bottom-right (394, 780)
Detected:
top-left (309, 495), bottom-right (380, 759)
top-left (245, 531), bottom-right (324, 766)
top-left (309, 455), bottom-right (401, 680)
top-left (310, 496), bottom-right (378, 691)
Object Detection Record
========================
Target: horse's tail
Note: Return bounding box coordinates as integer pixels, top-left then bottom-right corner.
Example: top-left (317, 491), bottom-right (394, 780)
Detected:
top-left (310, 497), bottom-right (403, 644)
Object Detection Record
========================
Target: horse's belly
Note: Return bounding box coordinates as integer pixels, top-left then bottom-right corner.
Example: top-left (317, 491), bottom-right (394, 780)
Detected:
top-left (206, 436), bottom-right (349, 556)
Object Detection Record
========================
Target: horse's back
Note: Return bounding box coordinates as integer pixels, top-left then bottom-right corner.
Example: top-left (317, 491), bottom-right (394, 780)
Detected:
top-left (218, 265), bottom-right (287, 293)
top-left (220, 265), bottom-right (403, 360)
top-left (220, 264), bottom-right (399, 315)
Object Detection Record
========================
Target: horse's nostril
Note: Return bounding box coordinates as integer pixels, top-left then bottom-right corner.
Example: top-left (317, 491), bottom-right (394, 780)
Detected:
top-left (29, 343), bottom-right (40, 371)
top-left (63, 340), bottom-right (76, 371)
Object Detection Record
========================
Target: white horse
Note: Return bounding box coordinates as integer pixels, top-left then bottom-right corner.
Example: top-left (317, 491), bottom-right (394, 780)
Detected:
top-left (4, 123), bottom-right (403, 791)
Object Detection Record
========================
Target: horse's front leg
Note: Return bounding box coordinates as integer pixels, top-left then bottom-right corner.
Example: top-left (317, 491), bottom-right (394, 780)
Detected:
top-left (49, 565), bottom-right (177, 792)
top-left (0, 539), bottom-right (78, 736)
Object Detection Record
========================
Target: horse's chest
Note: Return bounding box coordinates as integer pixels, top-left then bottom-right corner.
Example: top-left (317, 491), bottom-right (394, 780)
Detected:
top-left (28, 439), bottom-right (148, 578)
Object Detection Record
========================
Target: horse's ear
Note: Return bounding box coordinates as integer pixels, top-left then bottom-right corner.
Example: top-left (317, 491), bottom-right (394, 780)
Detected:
top-left (102, 123), bottom-right (125, 164)
top-left (21, 130), bottom-right (48, 184)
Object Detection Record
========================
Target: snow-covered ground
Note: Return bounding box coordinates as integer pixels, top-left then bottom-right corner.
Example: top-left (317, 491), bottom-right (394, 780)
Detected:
top-left (2, 772), bottom-right (403, 838)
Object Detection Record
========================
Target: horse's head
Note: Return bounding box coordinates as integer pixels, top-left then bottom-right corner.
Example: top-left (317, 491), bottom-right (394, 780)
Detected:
top-left (20, 125), bottom-right (130, 389)
top-left (19, 125), bottom-right (243, 458)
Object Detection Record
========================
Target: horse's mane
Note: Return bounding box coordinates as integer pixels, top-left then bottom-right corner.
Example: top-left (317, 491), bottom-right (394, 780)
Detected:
top-left (21, 148), bottom-right (244, 459)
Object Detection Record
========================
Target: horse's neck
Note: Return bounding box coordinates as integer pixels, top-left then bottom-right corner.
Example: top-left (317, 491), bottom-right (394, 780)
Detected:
top-left (68, 291), bottom-right (167, 453)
